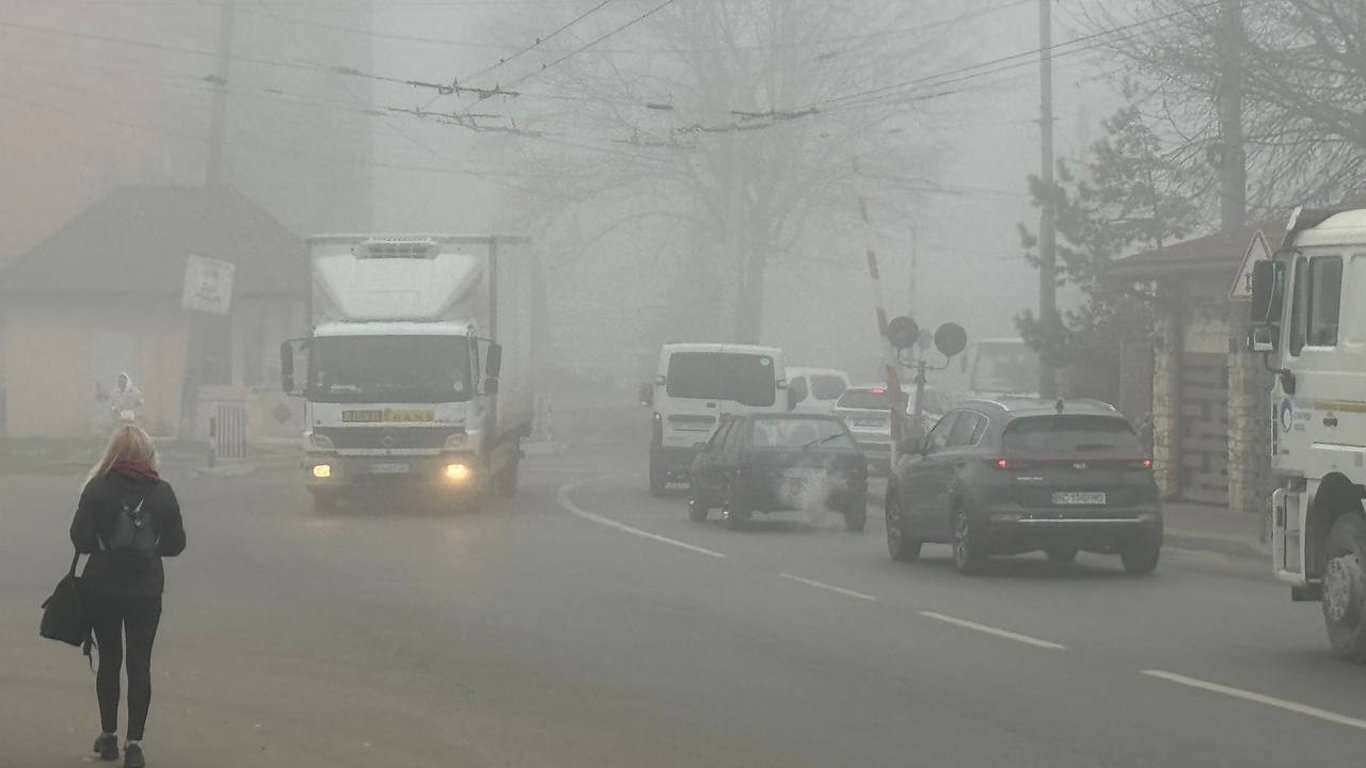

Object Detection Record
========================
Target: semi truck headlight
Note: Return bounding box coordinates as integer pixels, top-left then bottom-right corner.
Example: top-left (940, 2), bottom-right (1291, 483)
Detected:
top-left (309, 432), bottom-right (335, 450)
top-left (312, 464), bottom-right (333, 479)
top-left (445, 463), bottom-right (472, 482)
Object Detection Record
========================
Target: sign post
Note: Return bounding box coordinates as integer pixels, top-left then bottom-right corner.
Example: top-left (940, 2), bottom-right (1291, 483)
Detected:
top-left (178, 255), bottom-right (235, 440)
top-left (1229, 230), bottom-right (1273, 302)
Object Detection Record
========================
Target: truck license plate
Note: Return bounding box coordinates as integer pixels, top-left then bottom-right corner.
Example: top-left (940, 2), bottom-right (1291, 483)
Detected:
top-left (1052, 491), bottom-right (1106, 505)
top-left (371, 462), bottom-right (410, 474)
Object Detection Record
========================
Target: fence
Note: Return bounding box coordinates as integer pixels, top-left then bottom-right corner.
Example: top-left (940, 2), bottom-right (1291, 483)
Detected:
top-left (211, 402), bottom-right (248, 460)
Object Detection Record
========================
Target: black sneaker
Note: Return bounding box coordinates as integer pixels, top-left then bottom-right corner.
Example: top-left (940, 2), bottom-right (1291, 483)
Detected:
top-left (93, 734), bottom-right (119, 761)
top-left (123, 744), bottom-right (145, 768)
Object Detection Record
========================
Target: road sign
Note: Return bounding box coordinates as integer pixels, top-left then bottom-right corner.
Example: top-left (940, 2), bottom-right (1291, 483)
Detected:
top-left (182, 254), bottom-right (235, 314)
top-left (1229, 230), bottom-right (1273, 302)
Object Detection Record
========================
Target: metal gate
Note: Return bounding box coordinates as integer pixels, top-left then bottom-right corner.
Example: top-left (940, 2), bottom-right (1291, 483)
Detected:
top-left (212, 403), bottom-right (248, 460)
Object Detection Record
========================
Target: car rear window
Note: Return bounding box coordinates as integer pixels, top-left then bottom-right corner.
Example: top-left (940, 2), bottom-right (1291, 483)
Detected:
top-left (1002, 415), bottom-right (1143, 456)
top-left (749, 418), bottom-right (856, 449)
top-left (810, 375), bottom-right (847, 401)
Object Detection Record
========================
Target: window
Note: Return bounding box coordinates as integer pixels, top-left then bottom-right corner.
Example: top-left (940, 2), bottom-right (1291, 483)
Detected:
top-left (810, 375), bottom-right (847, 401)
top-left (947, 412), bottom-right (984, 448)
top-left (1002, 415), bottom-right (1144, 456)
top-left (1308, 257), bottom-right (1343, 347)
top-left (1290, 256), bottom-right (1343, 354)
top-left (924, 412), bottom-right (958, 452)
top-left (665, 352), bottom-right (776, 407)
top-left (748, 417), bottom-right (856, 449)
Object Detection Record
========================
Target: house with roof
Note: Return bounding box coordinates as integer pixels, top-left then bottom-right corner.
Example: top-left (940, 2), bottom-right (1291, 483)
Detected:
top-left (0, 185), bottom-right (308, 445)
top-left (1111, 221), bottom-right (1280, 515)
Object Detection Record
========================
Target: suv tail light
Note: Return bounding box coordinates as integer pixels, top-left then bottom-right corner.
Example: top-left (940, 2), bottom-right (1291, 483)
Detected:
top-left (991, 458), bottom-right (1029, 470)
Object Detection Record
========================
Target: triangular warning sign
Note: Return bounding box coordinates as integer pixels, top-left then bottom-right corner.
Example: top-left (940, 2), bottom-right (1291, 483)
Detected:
top-left (1229, 230), bottom-right (1273, 301)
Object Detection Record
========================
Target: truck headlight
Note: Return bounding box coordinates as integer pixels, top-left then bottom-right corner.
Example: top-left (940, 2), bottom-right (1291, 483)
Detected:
top-left (444, 463), bottom-right (472, 483)
top-left (309, 432), bottom-right (335, 450)
top-left (312, 464), bottom-right (333, 479)
top-left (443, 432), bottom-right (468, 449)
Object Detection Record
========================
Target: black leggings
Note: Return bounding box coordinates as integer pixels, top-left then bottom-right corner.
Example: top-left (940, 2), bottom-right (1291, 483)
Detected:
top-left (91, 595), bottom-right (162, 741)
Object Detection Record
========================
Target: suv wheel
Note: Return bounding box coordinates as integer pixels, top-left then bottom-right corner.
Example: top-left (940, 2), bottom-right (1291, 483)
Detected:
top-left (1120, 541), bottom-right (1160, 576)
top-left (886, 495), bottom-right (921, 562)
top-left (952, 506), bottom-right (986, 575)
top-left (721, 485), bottom-right (751, 531)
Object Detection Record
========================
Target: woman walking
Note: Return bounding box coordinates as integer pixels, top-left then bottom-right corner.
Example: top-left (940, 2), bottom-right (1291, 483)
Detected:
top-left (70, 426), bottom-right (186, 768)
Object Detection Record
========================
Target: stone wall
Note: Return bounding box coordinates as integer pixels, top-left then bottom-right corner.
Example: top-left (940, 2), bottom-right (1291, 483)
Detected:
top-left (1151, 289), bottom-right (1184, 499)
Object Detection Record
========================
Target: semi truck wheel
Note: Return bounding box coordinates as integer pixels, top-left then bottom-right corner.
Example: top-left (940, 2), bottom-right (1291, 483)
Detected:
top-left (1323, 513), bottom-right (1366, 662)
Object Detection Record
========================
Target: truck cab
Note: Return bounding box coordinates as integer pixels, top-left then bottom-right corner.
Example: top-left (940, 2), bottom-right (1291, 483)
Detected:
top-left (1248, 207), bottom-right (1366, 660)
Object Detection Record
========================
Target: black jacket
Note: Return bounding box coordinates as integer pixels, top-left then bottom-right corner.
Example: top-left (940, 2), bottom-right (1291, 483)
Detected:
top-left (70, 470), bottom-right (186, 600)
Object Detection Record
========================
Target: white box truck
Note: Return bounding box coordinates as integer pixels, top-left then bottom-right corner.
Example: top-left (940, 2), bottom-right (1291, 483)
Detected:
top-left (281, 235), bottom-right (534, 512)
top-left (1246, 206), bottom-right (1366, 660)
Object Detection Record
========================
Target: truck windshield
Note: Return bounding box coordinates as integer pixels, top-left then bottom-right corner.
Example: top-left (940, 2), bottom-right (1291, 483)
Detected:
top-left (309, 336), bottom-right (472, 403)
top-left (666, 352), bottom-right (776, 407)
top-left (970, 342), bottom-right (1040, 394)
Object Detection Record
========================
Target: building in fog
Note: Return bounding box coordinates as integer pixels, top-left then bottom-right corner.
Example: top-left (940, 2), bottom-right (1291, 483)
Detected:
top-left (0, 185), bottom-right (308, 443)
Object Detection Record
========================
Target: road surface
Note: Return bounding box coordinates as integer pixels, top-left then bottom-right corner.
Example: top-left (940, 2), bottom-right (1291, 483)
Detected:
top-left (3, 447), bottom-right (1364, 767)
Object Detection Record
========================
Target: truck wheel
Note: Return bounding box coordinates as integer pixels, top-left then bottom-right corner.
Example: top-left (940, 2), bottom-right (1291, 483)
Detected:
top-left (649, 454), bottom-right (667, 497)
top-left (1120, 542), bottom-right (1160, 575)
top-left (1046, 547), bottom-right (1079, 565)
top-left (497, 455), bottom-right (520, 498)
top-left (1322, 513), bottom-right (1366, 662)
top-left (886, 495), bottom-right (921, 562)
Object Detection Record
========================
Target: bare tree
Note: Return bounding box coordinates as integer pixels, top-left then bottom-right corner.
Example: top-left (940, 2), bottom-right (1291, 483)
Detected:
top-left (468, 0), bottom-right (966, 343)
top-left (1091, 0), bottom-right (1366, 213)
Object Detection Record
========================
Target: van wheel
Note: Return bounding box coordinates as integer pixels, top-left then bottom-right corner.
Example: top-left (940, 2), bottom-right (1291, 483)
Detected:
top-left (1322, 514), bottom-right (1366, 662)
top-left (649, 455), bottom-right (667, 497)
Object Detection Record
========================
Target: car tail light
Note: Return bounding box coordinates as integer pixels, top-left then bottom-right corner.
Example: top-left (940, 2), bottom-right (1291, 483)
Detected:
top-left (1130, 458), bottom-right (1153, 470)
top-left (654, 411), bottom-right (662, 422)
top-left (992, 458), bottom-right (1028, 470)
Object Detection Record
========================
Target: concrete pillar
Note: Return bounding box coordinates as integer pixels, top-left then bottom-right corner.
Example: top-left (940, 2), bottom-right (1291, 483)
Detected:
top-left (1151, 285), bottom-right (1184, 499)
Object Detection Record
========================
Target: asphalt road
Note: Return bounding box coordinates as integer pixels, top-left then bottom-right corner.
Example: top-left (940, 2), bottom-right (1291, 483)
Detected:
top-left (4, 447), bottom-right (1366, 767)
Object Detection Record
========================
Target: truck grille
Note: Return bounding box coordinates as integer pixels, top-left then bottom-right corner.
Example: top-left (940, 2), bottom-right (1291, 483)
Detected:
top-left (315, 426), bottom-right (462, 450)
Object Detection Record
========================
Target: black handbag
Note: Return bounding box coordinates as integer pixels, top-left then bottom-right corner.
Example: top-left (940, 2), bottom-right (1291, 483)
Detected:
top-left (40, 552), bottom-right (92, 649)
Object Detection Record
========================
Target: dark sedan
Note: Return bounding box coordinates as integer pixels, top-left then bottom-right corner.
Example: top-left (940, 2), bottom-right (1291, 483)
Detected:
top-left (688, 414), bottom-right (869, 531)
top-left (884, 398), bottom-right (1162, 574)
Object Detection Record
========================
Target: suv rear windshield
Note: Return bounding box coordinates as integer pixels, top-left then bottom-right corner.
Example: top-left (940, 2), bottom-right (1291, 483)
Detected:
top-left (666, 352), bottom-right (776, 407)
top-left (749, 418), bottom-right (856, 449)
top-left (1002, 415), bottom-right (1143, 456)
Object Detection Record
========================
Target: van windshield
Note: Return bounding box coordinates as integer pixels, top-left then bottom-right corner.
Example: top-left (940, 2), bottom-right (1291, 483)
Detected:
top-left (666, 352), bottom-right (776, 407)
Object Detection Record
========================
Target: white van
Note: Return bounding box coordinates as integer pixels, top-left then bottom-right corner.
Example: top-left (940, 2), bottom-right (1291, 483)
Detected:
top-left (785, 367), bottom-right (851, 414)
top-left (646, 343), bottom-right (789, 495)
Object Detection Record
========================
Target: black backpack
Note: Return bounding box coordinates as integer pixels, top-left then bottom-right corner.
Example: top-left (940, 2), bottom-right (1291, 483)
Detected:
top-left (104, 496), bottom-right (158, 576)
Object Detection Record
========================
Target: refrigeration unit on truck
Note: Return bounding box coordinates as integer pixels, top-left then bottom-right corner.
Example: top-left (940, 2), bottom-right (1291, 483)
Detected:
top-left (642, 343), bottom-right (791, 496)
top-left (1246, 206), bottom-right (1366, 660)
top-left (280, 235), bottom-right (534, 512)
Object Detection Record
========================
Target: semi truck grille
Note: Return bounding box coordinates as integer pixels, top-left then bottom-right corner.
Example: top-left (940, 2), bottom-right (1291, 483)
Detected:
top-left (315, 426), bottom-right (463, 450)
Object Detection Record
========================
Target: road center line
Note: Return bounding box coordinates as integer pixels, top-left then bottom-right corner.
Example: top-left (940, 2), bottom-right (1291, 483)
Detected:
top-left (918, 611), bottom-right (1066, 650)
top-left (1142, 670), bottom-right (1366, 731)
top-left (779, 573), bottom-right (877, 601)
top-left (555, 482), bottom-right (726, 559)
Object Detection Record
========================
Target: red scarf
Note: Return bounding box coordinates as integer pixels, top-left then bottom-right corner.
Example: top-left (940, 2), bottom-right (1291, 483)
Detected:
top-left (112, 461), bottom-right (160, 483)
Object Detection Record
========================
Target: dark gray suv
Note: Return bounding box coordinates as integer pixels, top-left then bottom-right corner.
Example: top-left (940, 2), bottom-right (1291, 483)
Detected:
top-left (884, 398), bottom-right (1162, 575)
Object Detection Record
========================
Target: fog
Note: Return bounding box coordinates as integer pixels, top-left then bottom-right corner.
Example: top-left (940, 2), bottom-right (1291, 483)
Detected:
top-left (4, 1), bottom-right (1366, 766)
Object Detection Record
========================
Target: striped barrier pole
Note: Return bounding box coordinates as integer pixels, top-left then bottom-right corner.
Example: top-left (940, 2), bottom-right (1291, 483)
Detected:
top-left (856, 190), bottom-right (905, 466)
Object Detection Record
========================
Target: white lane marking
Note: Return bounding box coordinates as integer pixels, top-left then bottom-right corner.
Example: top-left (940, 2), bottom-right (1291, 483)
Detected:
top-left (918, 611), bottom-right (1066, 650)
top-left (1143, 670), bottom-right (1366, 731)
top-left (779, 573), bottom-right (878, 602)
top-left (555, 482), bottom-right (726, 559)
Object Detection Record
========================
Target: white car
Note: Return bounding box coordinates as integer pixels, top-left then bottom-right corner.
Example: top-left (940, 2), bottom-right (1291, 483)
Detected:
top-left (785, 367), bottom-right (851, 414)
top-left (832, 384), bottom-right (945, 473)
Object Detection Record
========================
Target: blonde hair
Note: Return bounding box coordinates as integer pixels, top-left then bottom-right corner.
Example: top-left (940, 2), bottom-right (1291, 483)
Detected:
top-left (87, 425), bottom-right (159, 484)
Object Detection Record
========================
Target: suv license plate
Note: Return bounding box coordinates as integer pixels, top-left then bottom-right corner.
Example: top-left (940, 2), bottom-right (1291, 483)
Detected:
top-left (1052, 491), bottom-right (1106, 505)
top-left (371, 462), bottom-right (410, 474)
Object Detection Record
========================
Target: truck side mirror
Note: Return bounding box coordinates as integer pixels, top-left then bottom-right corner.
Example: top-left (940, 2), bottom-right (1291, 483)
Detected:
top-left (485, 343), bottom-right (503, 378)
top-left (1250, 261), bottom-right (1285, 324)
top-left (280, 339), bottom-right (307, 396)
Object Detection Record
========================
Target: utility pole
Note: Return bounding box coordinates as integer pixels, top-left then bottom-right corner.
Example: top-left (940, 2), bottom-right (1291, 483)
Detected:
top-left (206, 0), bottom-right (235, 187)
top-left (909, 224), bottom-right (918, 313)
top-left (1037, 0), bottom-right (1058, 398)
top-left (1217, 0), bottom-right (1246, 231)
top-left (181, 0), bottom-right (235, 442)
